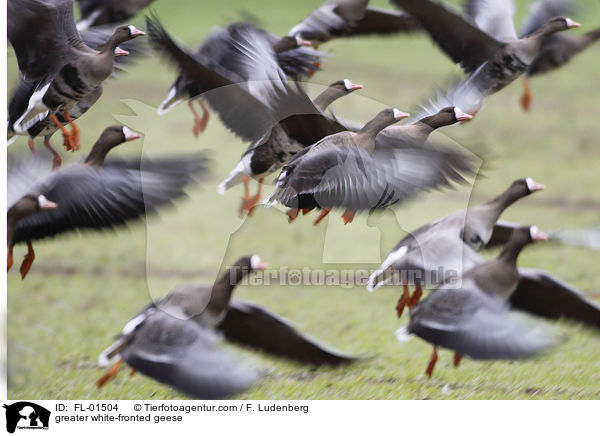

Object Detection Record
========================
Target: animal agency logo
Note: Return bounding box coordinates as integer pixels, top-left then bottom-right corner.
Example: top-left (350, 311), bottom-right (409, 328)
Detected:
top-left (3, 402), bottom-right (50, 433)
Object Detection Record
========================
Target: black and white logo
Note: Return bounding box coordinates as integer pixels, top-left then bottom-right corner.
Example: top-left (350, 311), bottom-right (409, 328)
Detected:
top-left (3, 402), bottom-right (50, 433)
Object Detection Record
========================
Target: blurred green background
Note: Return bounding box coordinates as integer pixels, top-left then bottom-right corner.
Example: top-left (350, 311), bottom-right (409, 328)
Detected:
top-left (7, 0), bottom-right (600, 399)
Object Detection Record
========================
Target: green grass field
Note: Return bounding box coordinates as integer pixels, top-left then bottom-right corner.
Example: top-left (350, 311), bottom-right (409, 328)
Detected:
top-left (7, 0), bottom-right (600, 400)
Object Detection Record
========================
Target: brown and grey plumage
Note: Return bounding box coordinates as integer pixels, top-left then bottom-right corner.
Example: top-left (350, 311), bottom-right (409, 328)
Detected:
top-left (518, 0), bottom-right (600, 110)
top-left (391, 0), bottom-right (580, 114)
top-left (8, 0), bottom-right (145, 149)
top-left (407, 226), bottom-right (563, 377)
top-left (286, 0), bottom-right (420, 46)
top-left (8, 26), bottom-right (145, 168)
top-left (367, 178), bottom-right (546, 293)
top-left (151, 18), bottom-right (323, 137)
top-left (265, 108), bottom-right (478, 224)
top-left (97, 255), bottom-right (357, 395)
top-left (218, 79), bottom-right (363, 216)
top-left (8, 126), bottom-right (209, 278)
top-left (147, 16), bottom-right (324, 144)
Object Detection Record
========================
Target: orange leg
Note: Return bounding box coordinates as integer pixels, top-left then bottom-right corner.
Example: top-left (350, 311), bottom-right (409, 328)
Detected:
top-left (342, 209), bottom-right (356, 225)
top-left (395, 282), bottom-right (410, 318)
top-left (239, 177), bottom-right (263, 217)
top-left (19, 241), bottom-right (35, 280)
top-left (453, 353), bottom-right (463, 368)
top-left (43, 137), bottom-right (62, 169)
top-left (287, 208), bottom-right (299, 223)
top-left (189, 100), bottom-right (210, 138)
top-left (62, 112), bottom-right (80, 151)
top-left (7, 244), bottom-right (14, 272)
top-left (313, 208), bottom-right (331, 226)
top-left (425, 346), bottom-right (438, 378)
top-left (302, 207), bottom-right (314, 215)
top-left (27, 138), bottom-right (37, 155)
top-left (129, 368), bottom-right (137, 377)
top-left (96, 359), bottom-right (123, 388)
top-left (48, 114), bottom-right (73, 151)
top-left (520, 77), bottom-right (532, 112)
top-left (407, 283), bottom-right (423, 309)
top-left (246, 178), bottom-right (264, 216)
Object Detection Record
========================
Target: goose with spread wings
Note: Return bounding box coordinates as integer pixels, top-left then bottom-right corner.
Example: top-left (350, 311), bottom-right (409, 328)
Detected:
top-left (390, 0), bottom-right (580, 115)
top-left (264, 107), bottom-right (478, 225)
top-left (8, 0), bottom-right (145, 151)
top-left (8, 125), bottom-right (209, 279)
top-left (148, 16), bottom-right (323, 138)
top-left (408, 226), bottom-right (563, 378)
top-left (97, 255), bottom-right (358, 397)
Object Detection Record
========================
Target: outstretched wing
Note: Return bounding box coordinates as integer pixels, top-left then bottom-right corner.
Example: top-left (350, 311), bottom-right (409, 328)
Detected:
top-left (218, 299), bottom-right (359, 366)
top-left (390, 0), bottom-right (504, 74)
top-left (465, 0), bottom-right (518, 41)
top-left (268, 139), bottom-right (476, 210)
top-left (8, 0), bottom-right (81, 81)
top-left (12, 154), bottom-right (209, 243)
top-left (147, 15), bottom-right (316, 143)
top-left (510, 268), bottom-right (600, 330)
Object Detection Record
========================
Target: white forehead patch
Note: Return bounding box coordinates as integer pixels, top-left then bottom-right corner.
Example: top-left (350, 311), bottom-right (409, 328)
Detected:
top-left (343, 79), bottom-right (352, 90)
top-left (250, 255), bottom-right (261, 269)
top-left (529, 226), bottom-right (539, 240)
top-left (525, 177), bottom-right (535, 191)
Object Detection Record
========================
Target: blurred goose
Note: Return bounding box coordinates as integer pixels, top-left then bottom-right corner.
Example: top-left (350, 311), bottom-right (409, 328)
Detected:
top-left (264, 108), bottom-right (477, 225)
top-left (408, 226), bottom-right (562, 378)
top-left (97, 255), bottom-right (357, 394)
top-left (150, 17), bottom-right (322, 137)
top-left (285, 0), bottom-right (420, 47)
top-left (335, 106), bottom-right (473, 144)
top-left (368, 179), bottom-right (600, 330)
top-left (7, 27), bottom-right (145, 168)
top-left (517, 0), bottom-right (600, 110)
top-left (219, 79), bottom-right (363, 216)
top-left (8, 0), bottom-right (145, 150)
top-left (368, 178), bottom-right (545, 312)
top-left (76, 0), bottom-right (156, 29)
top-left (390, 0), bottom-right (580, 114)
top-left (7, 125), bottom-right (209, 278)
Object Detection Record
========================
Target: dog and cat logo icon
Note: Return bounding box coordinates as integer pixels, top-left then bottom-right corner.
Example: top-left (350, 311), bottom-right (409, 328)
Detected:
top-left (3, 402), bottom-right (50, 433)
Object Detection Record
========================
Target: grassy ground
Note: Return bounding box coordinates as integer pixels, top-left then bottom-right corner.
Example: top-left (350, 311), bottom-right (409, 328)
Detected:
top-left (7, 0), bottom-right (600, 399)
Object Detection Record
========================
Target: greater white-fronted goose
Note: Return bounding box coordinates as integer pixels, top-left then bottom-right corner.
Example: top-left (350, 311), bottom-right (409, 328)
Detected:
top-left (76, 0), bottom-right (156, 29)
top-left (285, 0), bottom-right (420, 46)
top-left (101, 309), bottom-right (259, 399)
top-left (335, 106), bottom-right (473, 145)
top-left (517, 0), bottom-right (600, 110)
top-left (368, 179), bottom-right (600, 330)
top-left (368, 178), bottom-right (545, 312)
top-left (7, 125), bottom-right (209, 278)
top-left (150, 17), bottom-right (321, 137)
top-left (218, 79), bottom-right (363, 217)
top-left (8, 0), bottom-right (145, 150)
top-left (408, 226), bottom-right (562, 378)
top-left (97, 255), bottom-right (357, 394)
top-left (390, 0), bottom-right (580, 115)
top-left (264, 108), bottom-right (478, 225)
top-left (7, 26), bottom-right (145, 169)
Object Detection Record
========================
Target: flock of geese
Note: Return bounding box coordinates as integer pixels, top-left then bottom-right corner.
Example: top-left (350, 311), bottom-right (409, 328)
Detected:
top-left (7, 0), bottom-right (600, 399)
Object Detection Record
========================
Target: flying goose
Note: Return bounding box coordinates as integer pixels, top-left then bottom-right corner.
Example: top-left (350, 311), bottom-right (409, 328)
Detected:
top-left (390, 0), bottom-right (580, 115)
top-left (8, 125), bottom-right (209, 278)
top-left (97, 255), bottom-right (358, 395)
top-left (408, 226), bottom-right (563, 378)
top-left (8, 0), bottom-right (145, 150)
